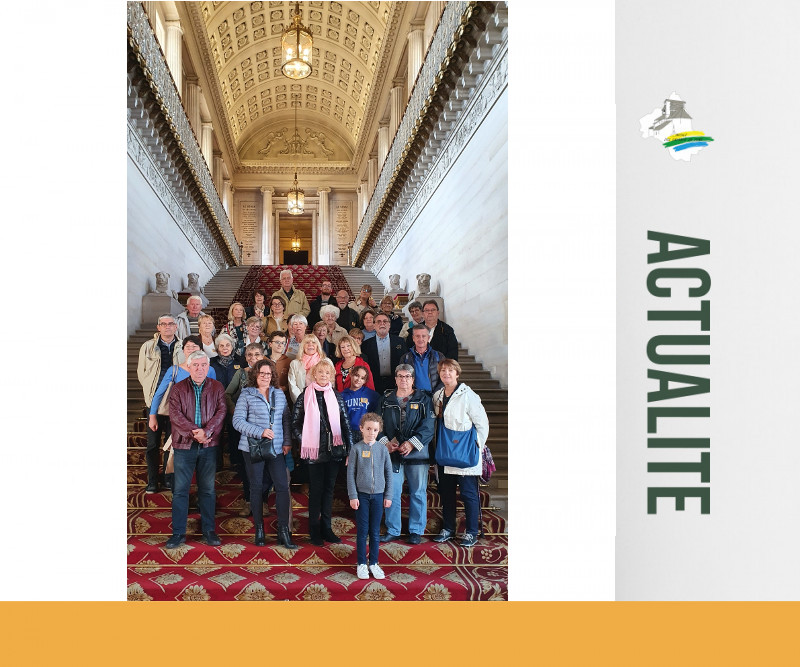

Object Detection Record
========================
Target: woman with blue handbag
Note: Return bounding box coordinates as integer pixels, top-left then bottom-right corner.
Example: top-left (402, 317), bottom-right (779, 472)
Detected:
top-left (432, 359), bottom-right (490, 548)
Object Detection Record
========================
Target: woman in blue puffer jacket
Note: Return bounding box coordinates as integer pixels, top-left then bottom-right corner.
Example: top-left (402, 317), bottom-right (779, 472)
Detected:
top-left (233, 358), bottom-right (297, 549)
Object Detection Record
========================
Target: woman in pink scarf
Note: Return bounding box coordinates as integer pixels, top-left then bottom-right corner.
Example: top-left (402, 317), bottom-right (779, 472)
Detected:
top-left (287, 334), bottom-right (325, 404)
top-left (290, 359), bottom-right (354, 546)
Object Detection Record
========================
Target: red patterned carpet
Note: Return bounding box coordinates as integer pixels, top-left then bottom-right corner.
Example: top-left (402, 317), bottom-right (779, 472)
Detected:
top-left (127, 428), bottom-right (508, 601)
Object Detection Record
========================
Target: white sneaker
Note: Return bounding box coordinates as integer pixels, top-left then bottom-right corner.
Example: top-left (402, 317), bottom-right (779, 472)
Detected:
top-left (357, 564), bottom-right (369, 579)
top-left (369, 564), bottom-right (385, 579)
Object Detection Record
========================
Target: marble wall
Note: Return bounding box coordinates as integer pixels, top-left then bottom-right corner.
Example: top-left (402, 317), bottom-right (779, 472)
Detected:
top-left (375, 90), bottom-right (508, 387)
top-left (127, 157), bottom-right (217, 335)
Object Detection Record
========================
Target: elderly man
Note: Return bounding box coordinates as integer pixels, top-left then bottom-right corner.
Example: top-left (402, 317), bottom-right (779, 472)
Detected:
top-left (335, 289), bottom-right (361, 332)
top-left (361, 312), bottom-right (406, 395)
top-left (137, 314), bottom-right (182, 493)
top-left (422, 300), bottom-right (459, 360)
top-left (377, 364), bottom-right (435, 544)
top-left (166, 351), bottom-right (227, 549)
top-left (399, 324), bottom-right (444, 395)
top-left (400, 300), bottom-right (425, 343)
top-left (272, 269), bottom-right (310, 318)
top-left (175, 295), bottom-right (206, 340)
top-left (307, 279), bottom-right (337, 327)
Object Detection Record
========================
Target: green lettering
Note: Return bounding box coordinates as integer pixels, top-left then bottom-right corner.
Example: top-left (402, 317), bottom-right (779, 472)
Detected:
top-left (648, 407), bottom-right (710, 433)
top-left (648, 452), bottom-right (711, 483)
top-left (647, 369), bottom-right (710, 402)
top-left (648, 300), bottom-right (710, 331)
top-left (648, 231), bottom-right (710, 264)
top-left (647, 267), bottom-right (711, 297)
top-left (648, 487), bottom-right (710, 514)
top-left (648, 438), bottom-right (710, 448)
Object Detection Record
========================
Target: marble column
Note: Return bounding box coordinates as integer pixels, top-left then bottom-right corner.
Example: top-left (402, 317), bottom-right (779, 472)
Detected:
top-left (317, 187), bottom-right (331, 264)
top-left (378, 124), bottom-right (390, 168)
top-left (223, 179), bottom-right (231, 215)
top-left (424, 2), bottom-right (446, 48)
top-left (165, 21), bottom-right (183, 97)
top-left (261, 186), bottom-right (274, 265)
top-left (201, 122), bottom-right (214, 169)
top-left (367, 156), bottom-right (378, 200)
top-left (406, 25), bottom-right (425, 99)
top-left (389, 83), bottom-right (404, 140)
top-left (359, 180), bottom-right (368, 220)
top-left (185, 77), bottom-right (201, 140)
top-left (213, 154), bottom-right (224, 198)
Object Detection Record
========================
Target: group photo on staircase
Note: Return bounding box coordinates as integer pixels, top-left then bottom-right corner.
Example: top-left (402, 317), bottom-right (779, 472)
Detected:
top-left (128, 0), bottom-right (508, 601)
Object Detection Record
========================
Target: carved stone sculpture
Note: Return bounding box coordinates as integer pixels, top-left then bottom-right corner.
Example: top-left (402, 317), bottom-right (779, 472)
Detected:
top-left (186, 272), bottom-right (209, 308)
top-left (153, 272), bottom-right (170, 294)
top-left (387, 274), bottom-right (403, 297)
top-left (412, 273), bottom-right (434, 298)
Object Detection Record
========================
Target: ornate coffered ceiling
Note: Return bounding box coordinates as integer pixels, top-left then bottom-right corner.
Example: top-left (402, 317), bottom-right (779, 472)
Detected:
top-left (180, 1), bottom-right (409, 175)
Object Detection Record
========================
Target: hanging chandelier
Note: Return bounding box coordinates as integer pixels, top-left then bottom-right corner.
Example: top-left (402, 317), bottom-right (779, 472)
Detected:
top-left (281, 2), bottom-right (313, 80)
top-left (291, 229), bottom-right (301, 251)
top-left (287, 92), bottom-right (304, 215)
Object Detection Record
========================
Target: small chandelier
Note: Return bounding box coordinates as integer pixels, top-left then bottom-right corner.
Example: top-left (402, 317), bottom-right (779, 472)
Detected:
top-left (291, 229), bottom-right (301, 251)
top-left (287, 172), bottom-right (304, 215)
top-left (281, 2), bottom-right (313, 80)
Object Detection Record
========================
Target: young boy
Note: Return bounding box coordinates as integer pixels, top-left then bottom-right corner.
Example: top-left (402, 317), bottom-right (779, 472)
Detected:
top-left (347, 413), bottom-right (393, 579)
top-left (341, 366), bottom-right (380, 434)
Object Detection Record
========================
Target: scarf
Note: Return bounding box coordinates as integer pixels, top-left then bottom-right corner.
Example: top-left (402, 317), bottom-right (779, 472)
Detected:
top-left (302, 351), bottom-right (321, 372)
top-left (217, 353), bottom-right (235, 368)
top-left (300, 381), bottom-right (343, 460)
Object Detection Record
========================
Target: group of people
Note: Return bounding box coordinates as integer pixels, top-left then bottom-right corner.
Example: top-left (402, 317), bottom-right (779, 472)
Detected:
top-left (136, 269), bottom-right (488, 577)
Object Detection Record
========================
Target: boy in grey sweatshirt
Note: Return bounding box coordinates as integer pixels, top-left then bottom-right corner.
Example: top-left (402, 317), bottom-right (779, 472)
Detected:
top-left (347, 412), bottom-right (393, 579)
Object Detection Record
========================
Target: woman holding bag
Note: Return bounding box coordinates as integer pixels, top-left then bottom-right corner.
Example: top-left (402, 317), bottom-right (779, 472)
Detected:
top-left (431, 359), bottom-right (489, 548)
top-left (291, 358), bottom-right (354, 546)
top-left (233, 358), bottom-right (297, 549)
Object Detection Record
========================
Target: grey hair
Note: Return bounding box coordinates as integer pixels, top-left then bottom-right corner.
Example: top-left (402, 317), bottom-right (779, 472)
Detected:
top-left (280, 269), bottom-right (293, 279)
top-left (157, 314), bottom-right (175, 325)
top-left (186, 350), bottom-right (209, 363)
top-left (395, 363), bottom-right (415, 378)
top-left (215, 333), bottom-right (235, 348)
top-left (289, 314), bottom-right (308, 326)
top-left (319, 304), bottom-right (340, 319)
top-left (187, 295), bottom-right (203, 305)
top-left (407, 301), bottom-right (423, 311)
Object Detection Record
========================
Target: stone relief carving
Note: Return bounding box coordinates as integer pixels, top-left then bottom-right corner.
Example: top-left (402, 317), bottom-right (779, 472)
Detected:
top-left (278, 128), bottom-right (314, 156)
top-left (305, 128), bottom-right (335, 157)
top-left (256, 128), bottom-right (287, 156)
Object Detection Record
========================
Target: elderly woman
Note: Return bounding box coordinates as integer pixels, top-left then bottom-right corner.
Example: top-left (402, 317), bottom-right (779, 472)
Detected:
top-left (233, 359), bottom-right (297, 549)
top-left (245, 287), bottom-right (269, 322)
top-left (243, 316), bottom-right (266, 352)
top-left (197, 313), bottom-right (218, 358)
top-left (221, 302), bottom-right (247, 357)
top-left (320, 304), bottom-right (347, 348)
top-left (379, 295), bottom-right (403, 336)
top-left (210, 333), bottom-right (244, 470)
top-left (348, 328), bottom-right (364, 348)
top-left (291, 359), bottom-right (354, 546)
top-left (334, 335), bottom-right (375, 392)
top-left (361, 308), bottom-right (378, 341)
top-left (288, 334), bottom-right (326, 404)
top-left (349, 284), bottom-right (376, 314)
top-left (312, 321), bottom-right (336, 358)
top-left (264, 294), bottom-right (288, 336)
top-left (225, 342), bottom-right (266, 516)
top-left (377, 364), bottom-right (435, 545)
top-left (285, 314), bottom-right (308, 360)
top-left (431, 359), bottom-right (489, 548)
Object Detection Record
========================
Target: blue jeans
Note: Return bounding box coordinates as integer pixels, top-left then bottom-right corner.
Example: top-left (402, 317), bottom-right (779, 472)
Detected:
top-left (356, 492), bottom-right (384, 565)
top-left (384, 463), bottom-right (428, 536)
top-left (437, 467), bottom-right (479, 536)
top-left (172, 443), bottom-right (217, 535)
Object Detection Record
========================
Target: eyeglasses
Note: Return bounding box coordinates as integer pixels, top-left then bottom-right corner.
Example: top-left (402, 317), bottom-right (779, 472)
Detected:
top-left (423, 309), bottom-right (437, 314)
top-left (158, 322), bottom-right (177, 327)
top-left (257, 372), bottom-right (273, 377)
top-left (396, 374), bottom-right (413, 380)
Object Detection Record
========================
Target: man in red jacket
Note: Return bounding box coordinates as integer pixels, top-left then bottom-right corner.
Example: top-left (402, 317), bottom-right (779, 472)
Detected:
top-left (166, 351), bottom-right (227, 549)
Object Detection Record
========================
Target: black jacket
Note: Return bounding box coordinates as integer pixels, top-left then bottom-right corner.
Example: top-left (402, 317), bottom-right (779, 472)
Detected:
top-left (361, 334), bottom-right (406, 392)
top-left (377, 389), bottom-right (436, 467)
top-left (291, 386), bottom-right (354, 464)
top-left (307, 295), bottom-right (337, 327)
top-left (430, 321), bottom-right (459, 360)
top-left (337, 306), bottom-right (361, 332)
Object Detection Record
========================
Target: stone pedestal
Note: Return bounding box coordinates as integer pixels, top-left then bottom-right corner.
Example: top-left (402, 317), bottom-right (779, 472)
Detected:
top-left (141, 292), bottom-right (185, 330)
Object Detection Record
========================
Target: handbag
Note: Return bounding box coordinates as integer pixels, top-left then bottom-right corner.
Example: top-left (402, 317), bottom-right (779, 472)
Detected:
top-left (328, 432), bottom-right (346, 461)
top-left (435, 419), bottom-right (479, 468)
top-left (156, 365), bottom-right (179, 416)
top-left (247, 391), bottom-right (278, 463)
top-left (162, 435), bottom-right (174, 474)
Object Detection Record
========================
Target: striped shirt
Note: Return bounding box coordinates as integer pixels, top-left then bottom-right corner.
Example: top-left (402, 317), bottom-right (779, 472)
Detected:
top-left (191, 379), bottom-right (205, 426)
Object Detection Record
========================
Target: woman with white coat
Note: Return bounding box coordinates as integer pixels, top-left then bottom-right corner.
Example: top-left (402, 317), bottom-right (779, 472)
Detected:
top-left (431, 359), bottom-right (489, 548)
